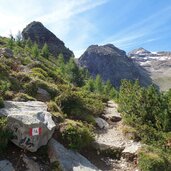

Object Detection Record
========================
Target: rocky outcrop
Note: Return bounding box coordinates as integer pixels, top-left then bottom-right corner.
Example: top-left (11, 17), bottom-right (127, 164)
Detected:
top-left (129, 48), bottom-right (171, 91)
top-left (48, 138), bottom-right (99, 171)
top-left (22, 21), bottom-right (73, 60)
top-left (0, 160), bottom-right (14, 171)
top-left (0, 48), bottom-right (13, 58)
top-left (0, 101), bottom-right (56, 152)
top-left (78, 44), bottom-right (151, 88)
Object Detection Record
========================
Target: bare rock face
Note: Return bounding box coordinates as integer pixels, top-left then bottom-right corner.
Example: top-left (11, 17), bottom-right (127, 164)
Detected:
top-left (22, 21), bottom-right (73, 60)
top-left (0, 101), bottom-right (56, 152)
top-left (78, 44), bottom-right (151, 88)
top-left (48, 138), bottom-right (100, 171)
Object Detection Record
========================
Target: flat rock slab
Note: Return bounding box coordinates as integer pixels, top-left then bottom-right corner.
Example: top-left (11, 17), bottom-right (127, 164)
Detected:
top-left (0, 101), bottom-right (56, 152)
top-left (48, 138), bottom-right (100, 171)
top-left (94, 121), bottom-right (141, 160)
top-left (0, 101), bottom-right (47, 116)
top-left (0, 160), bottom-right (14, 171)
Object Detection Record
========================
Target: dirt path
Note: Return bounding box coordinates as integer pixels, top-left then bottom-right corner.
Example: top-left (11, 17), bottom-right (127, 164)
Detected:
top-left (83, 101), bottom-right (140, 171)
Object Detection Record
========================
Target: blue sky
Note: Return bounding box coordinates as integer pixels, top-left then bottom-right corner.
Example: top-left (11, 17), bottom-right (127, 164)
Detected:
top-left (0, 0), bottom-right (171, 57)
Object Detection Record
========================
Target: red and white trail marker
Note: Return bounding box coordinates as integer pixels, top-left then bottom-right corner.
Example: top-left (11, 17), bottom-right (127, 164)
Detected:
top-left (29, 128), bottom-right (42, 136)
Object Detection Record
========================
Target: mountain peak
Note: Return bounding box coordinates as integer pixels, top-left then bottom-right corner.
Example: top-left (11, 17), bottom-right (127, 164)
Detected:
top-left (78, 44), bottom-right (151, 87)
top-left (128, 47), bottom-right (151, 57)
top-left (22, 21), bottom-right (73, 60)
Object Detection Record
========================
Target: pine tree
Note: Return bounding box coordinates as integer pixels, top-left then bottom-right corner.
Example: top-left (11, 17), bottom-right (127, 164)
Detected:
top-left (7, 33), bottom-right (15, 49)
top-left (25, 38), bottom-right (32, 49)
top-left (95, 75), bottom-right (103, 93)
top-left (32, 43), bottom-right (39, 58)
top-left (65, 58), bottom-right (83, 86)
top-left (84, 79), bottom-right (95, 92)
top-left (16, 31), bottom-right (22, 46)
top-left (104, 80), bottom-right (113, 96)
top-left (42, 43), bottom-right (49, 58)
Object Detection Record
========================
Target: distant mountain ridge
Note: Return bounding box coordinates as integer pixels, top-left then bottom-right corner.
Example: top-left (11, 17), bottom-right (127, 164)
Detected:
top-left (78, 44), bottom-right (151, 88)
top-left (22, 21), bottom-right (73, 60)
top-left (129, 48), bottom-right (171, 91)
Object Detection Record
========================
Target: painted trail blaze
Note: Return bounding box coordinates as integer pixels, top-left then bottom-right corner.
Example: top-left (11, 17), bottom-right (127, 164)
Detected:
top-left (30, 127), bottom-right (42, 136)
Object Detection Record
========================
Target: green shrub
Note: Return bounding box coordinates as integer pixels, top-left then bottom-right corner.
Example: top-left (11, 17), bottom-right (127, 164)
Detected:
top-left (47, 101), bottom-right (60, 112)
top-left (56, 90), bottom-right (105, 122)
top-left (60, 119), bottom-right (94, 150)
top-left (0, 97), bottom-right (4, 108)
top-left (14, 93), bottom-right (36, 101)
top-left (138, 147), bottom-right (167, 171)
top-left (30, 67), bottom-right (48, 80)
top-left (24, 79), bottom-right (59, 98)
top-left (0, 117), bottom-right (12, 152)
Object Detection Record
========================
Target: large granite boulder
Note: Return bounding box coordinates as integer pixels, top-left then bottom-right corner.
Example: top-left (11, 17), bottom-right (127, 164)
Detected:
top-left (0, 101), bottom-right (56, 152)
top-left (48, 138), bottom-right (100, 171)
top-left (78, 44), bottom-right (151, 88)
top-left (22, 21), bottom-right (73, 61)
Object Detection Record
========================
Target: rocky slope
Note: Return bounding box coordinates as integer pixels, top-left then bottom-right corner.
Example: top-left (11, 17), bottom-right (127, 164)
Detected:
top-left (78, 44), bottom-right (151, 88)
top-left (129, 48), bottom-right (171, 91)
top-left (22, 21), bottom-right (73, 60)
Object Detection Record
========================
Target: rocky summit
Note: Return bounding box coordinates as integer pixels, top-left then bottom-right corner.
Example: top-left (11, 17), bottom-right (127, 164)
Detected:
top-left (78, 44), bottom-right (151, 87)
top-left (22, 21), bottom-right (73, 60)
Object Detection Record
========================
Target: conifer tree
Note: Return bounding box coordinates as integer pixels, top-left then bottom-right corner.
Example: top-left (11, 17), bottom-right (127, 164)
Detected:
top-left (95, 75), bottom-right (103, 93)
top-left (42, 43), bottom-right (49, 58)
top-left (32, 43), bottom-right (39, 58)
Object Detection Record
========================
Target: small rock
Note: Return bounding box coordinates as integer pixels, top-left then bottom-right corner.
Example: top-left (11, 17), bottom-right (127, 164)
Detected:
top-left (36, 88), bottom-right (51, 102)
top-left (0, 160), bottom-right (14, 171)
top-left (95, 117), bottom-right (109, 130)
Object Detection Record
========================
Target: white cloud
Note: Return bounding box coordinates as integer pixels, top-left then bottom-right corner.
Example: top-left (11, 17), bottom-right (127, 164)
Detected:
top-left (0, 0), bottom-right (108, 56)
top-left (103, 5), bottom-right (171, 50)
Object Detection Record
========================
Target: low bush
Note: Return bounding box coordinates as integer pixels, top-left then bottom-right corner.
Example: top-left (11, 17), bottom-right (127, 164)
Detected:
top-left (56, 90), bottom-right (105, 122)
top-left (0, 97), bottom-right (4, 108)
top-left (138, 146), bottom-right (169, 171)
top-left (60, 119), bottom-right (94, 150)
top-left (0, 117), bottom-right (12, 152)
top-left (13, 93), bottom-right (36, 101)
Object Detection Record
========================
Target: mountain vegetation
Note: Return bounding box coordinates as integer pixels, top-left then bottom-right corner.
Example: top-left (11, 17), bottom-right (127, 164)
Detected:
top-left (118, 80), bottom-right (171, 170)
top-left (0, 26), bottom-right (171, 170)
top-left (0, 35), bottom-right (116, 153)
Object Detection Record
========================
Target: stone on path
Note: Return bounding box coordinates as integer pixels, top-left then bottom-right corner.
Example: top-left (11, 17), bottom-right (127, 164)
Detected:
top-left (95, 117), bottom-right (109, 130)
top-left (102, 101), bottom-right (122, 122)
top-left (48, 138), bottom-right (100, 171)
top-left (0, 101), bottom-right (56, 152)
